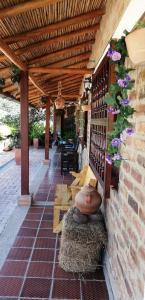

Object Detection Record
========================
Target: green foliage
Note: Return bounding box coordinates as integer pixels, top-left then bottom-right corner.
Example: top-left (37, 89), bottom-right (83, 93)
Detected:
top-left (10, 64), bottom-right (21, 84)
top-left (104, 32), bottom-right (136, 166)
top-left (29, 122), bottom-right (45, 140)
top-left (1, 114), bottom-right (21, 147)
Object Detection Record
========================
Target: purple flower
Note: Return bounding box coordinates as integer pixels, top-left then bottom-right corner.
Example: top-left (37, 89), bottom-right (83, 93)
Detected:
top-left (111, 138), bottom-right (121, 147)
top-left (107, 107), bottom-right (114, 113)
top-left (120, 127), bottom-right (134, 141)
top-left (112, 153), bottom-right (122, 161)
top-left (125, 128), bottom-right (134, 135)
top-left (107, 48), bottom-right (113, 58)
top-left (125, 74), bottom-right (131, 81)
top-left (111, 51), bottom-right (121, 61)
top-left (106, 154), bottom-right (112, 165)
top-left (117, 79), bottom-right (128, 88)
top-left (112, 109), bottom-right (120, 115)
top-left (120, 98), bottom-right (129, 106)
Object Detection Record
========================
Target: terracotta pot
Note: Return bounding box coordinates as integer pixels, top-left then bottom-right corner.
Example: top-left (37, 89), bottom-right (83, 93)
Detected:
top-left (81, 104), bottom-right (91, 112)
top-left (33, 138), bottom-right (39, 149)
top-left (125, 28), bottom-right (145, 64)
top-left (74, 185), bottom-right (102, 214)
top-left (15, 148), bottom-right (21, 165)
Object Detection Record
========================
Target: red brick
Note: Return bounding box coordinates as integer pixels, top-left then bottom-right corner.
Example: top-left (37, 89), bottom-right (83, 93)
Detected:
top-left (127, 226), bottom-right (138, 248)
top-left (122, 161), bottom-right (130, 173)
top-left (128, 194), bottom-right (138, 214)
top-left (128, 90), bottom-right (137, 101)
top-left (124, 278), bottom-right (133, 298)
top-left (139, 207), bottom-right (145, 225)
top-left (135, 104), bottom-right (145, 112)
top-left (133, 186), bottom-right (144, 206)
top-left (133, 215), bottom-right (144, 237)
top-left (124, 178), bottom-right (133, 190)
top-left (136, 123), bottom-right (145, 134)
top-left (130, 246), bottom-right (139, 268)
top-left (137, 154), bottom-right (145, 168)
top-left (122, 229), bottom-right (130, 248)
top-left (139, 246), bottom-right (145, 262)
top-left (131, 168), bottom-right (142, 184)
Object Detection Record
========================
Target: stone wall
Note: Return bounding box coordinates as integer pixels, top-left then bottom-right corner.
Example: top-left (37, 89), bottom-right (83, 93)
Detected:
top-left (104, 61), bottom-right (145, 300)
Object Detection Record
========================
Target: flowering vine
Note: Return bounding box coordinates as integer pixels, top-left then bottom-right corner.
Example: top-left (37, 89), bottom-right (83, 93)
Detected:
top-left (104, 32), bottom-right (135, 167)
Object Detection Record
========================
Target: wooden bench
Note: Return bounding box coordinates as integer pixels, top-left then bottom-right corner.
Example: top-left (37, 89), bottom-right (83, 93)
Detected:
top-left (53, 165), bottom-right (97, 233)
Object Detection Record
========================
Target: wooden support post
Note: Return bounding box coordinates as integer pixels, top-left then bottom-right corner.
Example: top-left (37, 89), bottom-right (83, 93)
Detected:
top-left (18, 71), bottom-right (31, 205)
top-left (53, 105), bottom-right (57, 141)
top-left (44, 98), bottom-right (50, 163)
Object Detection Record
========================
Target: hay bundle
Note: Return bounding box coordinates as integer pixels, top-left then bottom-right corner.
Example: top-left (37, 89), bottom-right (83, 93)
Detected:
top-left (59, 208), bottom-right (107, 273)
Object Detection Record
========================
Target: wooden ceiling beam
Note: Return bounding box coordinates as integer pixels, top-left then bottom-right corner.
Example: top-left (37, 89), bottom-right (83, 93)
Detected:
top-left (51, 94), bottom-right (79, 99)
top-left (16, 25), bottom-right (98, 55)
top-left (5, 9), bottom-right (105, 44)
top-left (29, 67), bottom-right (92, 75)
top-left (44, 77), bottom-right (83, 90)
top-left (0, 39), bottom-right (47, 96)
top-left (46, 82), bottom-right (81, 94)
top-left (0, 0), bottom-right (62, 19)
top-left (29, 40), bottom-right (94, 65)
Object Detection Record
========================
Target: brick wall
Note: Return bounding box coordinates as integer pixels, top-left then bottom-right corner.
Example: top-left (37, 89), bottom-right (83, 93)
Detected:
top-left (104, 61), bottom-right (145, 300)
top-left (86, 1), bottom-right (145, 299)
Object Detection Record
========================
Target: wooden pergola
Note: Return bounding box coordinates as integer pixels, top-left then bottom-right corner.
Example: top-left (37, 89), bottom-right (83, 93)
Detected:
top-left (0, 0), bottom-right (106, 202)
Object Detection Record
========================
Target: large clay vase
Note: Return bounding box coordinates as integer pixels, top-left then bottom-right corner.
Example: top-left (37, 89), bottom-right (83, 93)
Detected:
top-left (125, 28), bottom-right (145, 64)
top-left (33, 138), bottom-right (39, 149)
top-left (15, 148), bottom-right (21, 165)
top-left (74, 185), bottom-right (102, 214)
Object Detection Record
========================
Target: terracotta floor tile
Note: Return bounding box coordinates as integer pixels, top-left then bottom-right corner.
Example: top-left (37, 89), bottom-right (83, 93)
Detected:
top-left (21, 278), bottom-right (51, 298)
top-left (81, 281), bottom-right (109, 300)
top-left (22, 220), bottom-right (40, 228)
top-left (13, 237), bottom-right (35, 248)
top-left (31, 249), bottom-right (54, 262)
top-left (35, 238), bottom-right (56, 249)
top-left (79, 267), bottom-right (105, 280)
top-left (42, 214), bottom-right (53, 221)
top-left (7, 247), bottom-right (31, 261)
top-left (27, 262), bottom-right (53, 277)
top-left (40, 220), bottom-right (53, 229)
top-left (0, 277), bottom-right (23, 296)
top-left (17, 228), bottom-right (37, 237)
top-left (52, 279), bottom-right (80, 299)
top-left (25, 213), bottom-right (42, 220)
top-left (0, 260), bottom-right (28, 276)
top-left (37, 228), bottom-right (56, 238)
top-left (54, 263), bottom-right (79, 279)
top-left (28, 207), bottom-right (44, 213)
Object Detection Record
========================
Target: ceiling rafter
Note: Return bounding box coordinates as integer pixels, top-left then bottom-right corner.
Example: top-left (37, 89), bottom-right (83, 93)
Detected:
top-left (4, 9), bottom-right (105, 44)
top-left (29, 67), bottom-right (92, 75)
top-left (15, 24), bottom-right (98, 55)
top-left (0, 39), bottom-right (47, 95)
top-left (0, 0), bottom-right (62, 19)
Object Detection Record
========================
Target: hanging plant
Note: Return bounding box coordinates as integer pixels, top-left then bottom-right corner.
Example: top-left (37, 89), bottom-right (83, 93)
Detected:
top-left (41, 95), bottom-right (48, 105)
top-left (104, 31), bottom-right (136, 167)
top-left (0, 77), bottom-right (5, 87)
top-left (10, 64), bottom-right (21, 85)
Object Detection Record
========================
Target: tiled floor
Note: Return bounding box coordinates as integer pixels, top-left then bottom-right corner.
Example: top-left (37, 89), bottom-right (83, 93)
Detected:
top-left (0, 151), bottom-right (109, 300)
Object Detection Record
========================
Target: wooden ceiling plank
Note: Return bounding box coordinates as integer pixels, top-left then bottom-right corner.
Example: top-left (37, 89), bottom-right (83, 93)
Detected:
top-left (16, 25), bottom-right (98, 55)
top-left (29, 40), bottom-right (94, 64)
top-left (51, 94), bottom-right (79, 98)
top-left (5, 9), bottom-right (105, 44)
top-left (0, 0), bottom-right (62, 19)
top-left (0, 39), bottom-right (47, 96)
top-left (29, 67), bottom-right (92, 75)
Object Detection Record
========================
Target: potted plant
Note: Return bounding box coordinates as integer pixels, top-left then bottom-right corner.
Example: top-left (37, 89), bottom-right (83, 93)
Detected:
top-left (13, 131), bottom-right (21, 165)
top-left (29, 122), bottom-right (45, 149)
top-left (125, 24), bottom-right (145, 64)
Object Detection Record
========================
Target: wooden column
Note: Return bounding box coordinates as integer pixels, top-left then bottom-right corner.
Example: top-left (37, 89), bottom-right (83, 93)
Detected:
top-left (53, 105), bottom-right (57, 141)
top-left (45, 98), bottom-right (50, 161)
top-left (20, 70), bottom-right (29, 195)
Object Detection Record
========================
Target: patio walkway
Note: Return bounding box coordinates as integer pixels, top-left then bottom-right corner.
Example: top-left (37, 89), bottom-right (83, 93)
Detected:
top-left (0, 150), bottom-right (109, 300)
top-left (0, 148), bottom-right (52, 236)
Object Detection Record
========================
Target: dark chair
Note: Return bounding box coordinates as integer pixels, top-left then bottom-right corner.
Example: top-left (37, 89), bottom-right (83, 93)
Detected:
top-left (61, 150), bottom-right (78, 175)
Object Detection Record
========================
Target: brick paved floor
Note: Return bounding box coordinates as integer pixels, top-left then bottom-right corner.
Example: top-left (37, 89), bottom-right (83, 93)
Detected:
top-left (0, 148), bottom-right (52, 235)
top-left (0, 150), bottom-right (109, 300)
